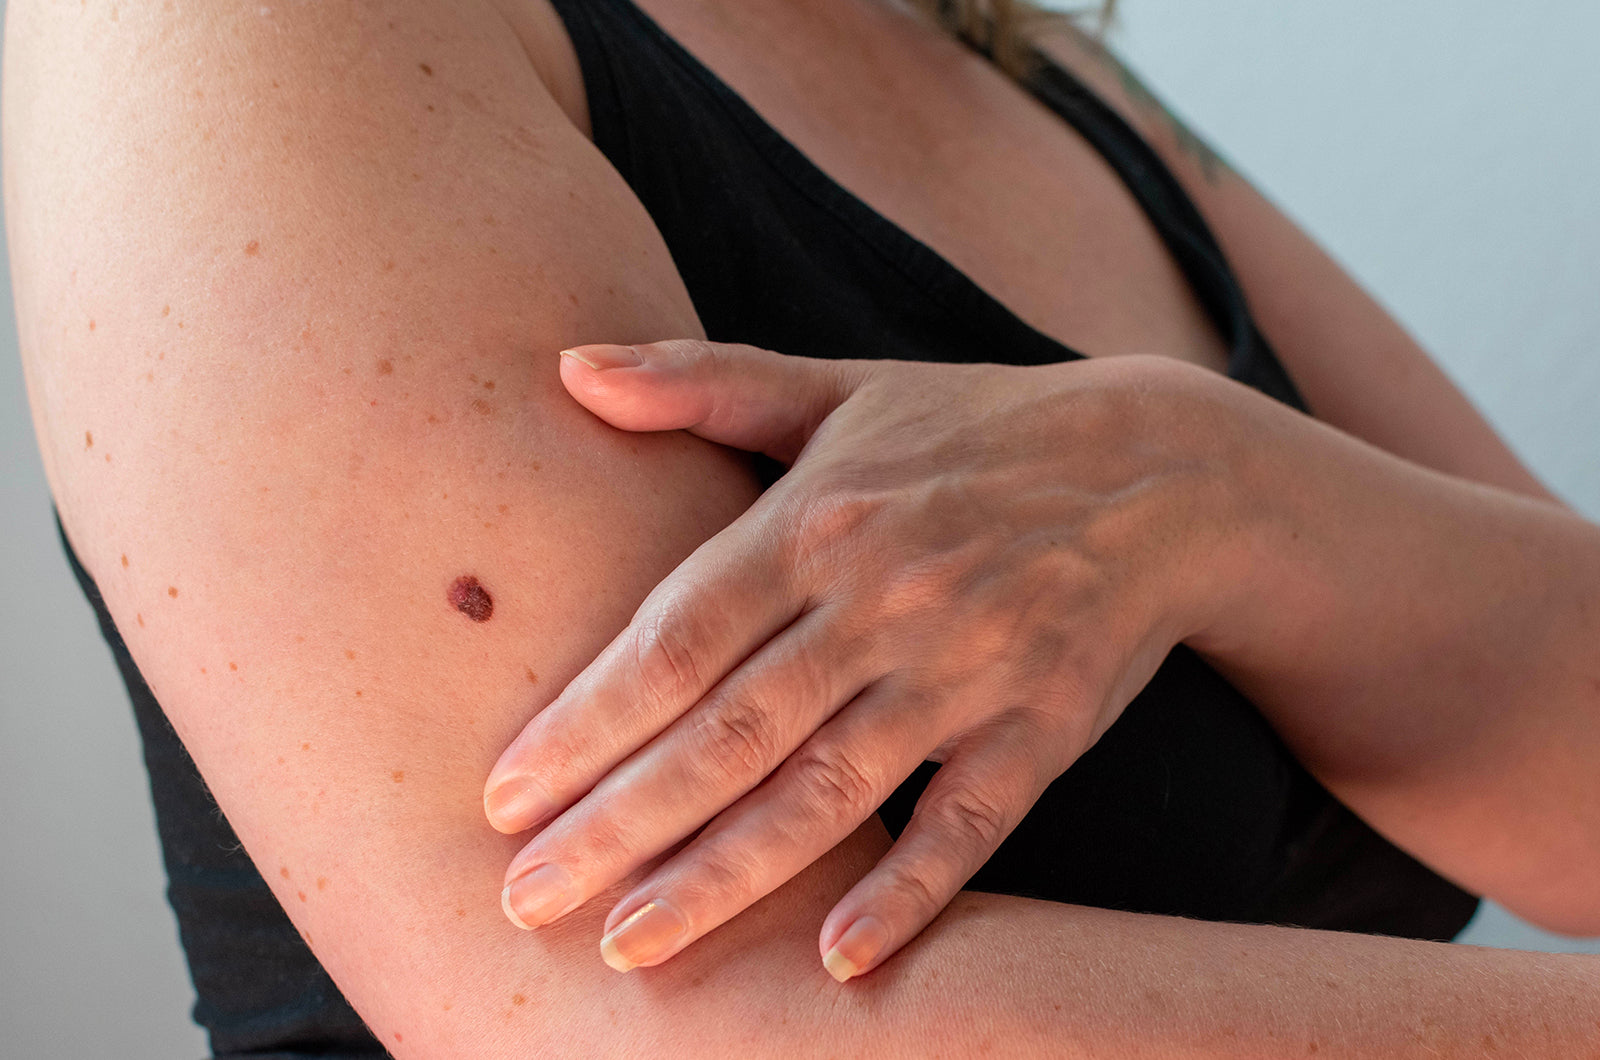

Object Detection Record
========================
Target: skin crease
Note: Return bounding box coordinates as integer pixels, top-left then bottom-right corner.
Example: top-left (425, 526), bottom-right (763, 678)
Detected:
top-left (7, 0), bottom-right (1598, 1057)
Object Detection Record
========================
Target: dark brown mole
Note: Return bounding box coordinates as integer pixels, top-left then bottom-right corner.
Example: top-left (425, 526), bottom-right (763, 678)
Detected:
top-left (377, 359), bottom-right (394, 375)
top-left (419, 62), bottom-right (433, 76)
top-left (448, 575), bottom-right (494, 622)
top-left (168, 586), bottom-right (179, 598)
top-left (392, 770), bottom-right (405, 783)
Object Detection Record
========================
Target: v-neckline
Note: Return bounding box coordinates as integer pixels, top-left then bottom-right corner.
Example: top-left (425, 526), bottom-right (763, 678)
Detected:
top-left (563, 0), bottom-right (1256, 377)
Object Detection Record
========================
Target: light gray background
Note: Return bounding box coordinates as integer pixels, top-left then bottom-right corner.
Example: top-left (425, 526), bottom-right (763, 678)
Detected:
top-left (3, 1), bottom-right (1597, 1056)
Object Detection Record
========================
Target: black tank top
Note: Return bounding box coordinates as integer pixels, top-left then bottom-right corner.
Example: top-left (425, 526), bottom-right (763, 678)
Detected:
top-left (62, 1), bottom-right (1478, 1054)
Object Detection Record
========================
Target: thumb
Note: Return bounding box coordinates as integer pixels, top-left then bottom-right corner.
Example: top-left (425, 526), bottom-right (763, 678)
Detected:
top-left (557, 339), bottom-right (869, 465)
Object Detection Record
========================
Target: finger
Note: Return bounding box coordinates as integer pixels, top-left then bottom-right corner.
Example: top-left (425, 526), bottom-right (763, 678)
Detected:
top-left (589, 676), bottom-right (947, 972)
top-left (499, 601), bottom-right (874, 930)
top-left (818, 714), bottom-right (1052, 982)
top-left (484, 492), bottom-right (800, 835)
top-left (557, 338), bottom-right (871, 464)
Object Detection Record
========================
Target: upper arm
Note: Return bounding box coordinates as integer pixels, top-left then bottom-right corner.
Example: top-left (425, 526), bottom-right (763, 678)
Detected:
top-left (4, 1), bottom-right (881, 1051)
top-left (1036, 26), bottom-right (1564, 507)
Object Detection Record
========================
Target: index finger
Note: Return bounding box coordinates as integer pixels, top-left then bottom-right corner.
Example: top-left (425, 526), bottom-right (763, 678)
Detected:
top-left (484, 493), bottom-right (804, 833)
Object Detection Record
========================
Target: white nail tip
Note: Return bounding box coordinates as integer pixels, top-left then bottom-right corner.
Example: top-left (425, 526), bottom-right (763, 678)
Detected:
top-left (822, 946), bottom-right (858, 983)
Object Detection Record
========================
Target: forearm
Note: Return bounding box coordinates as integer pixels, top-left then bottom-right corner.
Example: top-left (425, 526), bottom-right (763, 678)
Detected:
top-left (1189, 377), bottom-right (1600, 930)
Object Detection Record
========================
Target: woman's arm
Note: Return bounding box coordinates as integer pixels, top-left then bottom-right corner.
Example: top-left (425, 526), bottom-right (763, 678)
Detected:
top-left (8, 1), bottom-right (1594, 1054)
top-left (1030, 27), bottom-right (1600, 933)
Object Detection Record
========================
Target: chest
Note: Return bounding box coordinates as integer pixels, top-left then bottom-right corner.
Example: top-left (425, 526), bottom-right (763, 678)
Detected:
top-left (523, 0), bottom-right (1232, 372)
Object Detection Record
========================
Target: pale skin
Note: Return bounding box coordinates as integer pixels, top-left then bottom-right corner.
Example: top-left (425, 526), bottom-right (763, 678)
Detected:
top-left (6, 2), bottom-right (1598, 1059)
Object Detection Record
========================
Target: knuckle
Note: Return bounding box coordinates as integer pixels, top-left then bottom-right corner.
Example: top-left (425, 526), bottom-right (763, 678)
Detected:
top-left (632, 610), bottom-right (707, 710)
top-left (571, 808), bottom-right (638, 869)
top-left (878, 860), bottom-right (944, 918)
top-left (689, 694), bottom-right (783, 787)
top-left (674, 839), bottom-right (764, 914)
top-left (788, 743), bottom-right (879, 825)
top-left (924, 783), bottom-right (1012, 853)
top-left (794, 490), bottom-right (882, 560)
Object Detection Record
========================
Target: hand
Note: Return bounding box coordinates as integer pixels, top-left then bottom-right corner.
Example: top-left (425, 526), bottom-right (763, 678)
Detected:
top-left (485, 339), bottom-right (1261, 980)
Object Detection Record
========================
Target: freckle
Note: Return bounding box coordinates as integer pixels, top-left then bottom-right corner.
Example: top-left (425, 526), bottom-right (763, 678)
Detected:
top-left (177, 321), bottom-right (185, 329)
top-left (277, 756), bottom-right (285, 764)
top-left (161, 305), bottom-right (170, 317)
top-left (105, 454), bottom-right (112, 463)
top-left (426, 413), bottom-right (439, 424)
top-left (497, 504), bottom-right (509, 515)
top-left (145, 371), bottom-right (155, 382)
top-left (455, 907), bottom-right (466, 918)
top-left (317, 877), bottom-right (327, 891)
top-left (530, 461), bottom-right (542, 471)
top-left (244, 240), bottom-right (260, 256)
top-left (271, 80), bottom-right (279, 89)
top-left (419, 62), bottom-right (433, 76)
top-left (567, 292), bottom-right (579, 306)
top-left (378, 359), bottom-right (393, 375)
top-left (526, 668), bottom-right (538, 684)
top-left (280, 866), bottom-right (290, 879)
top-left (392, 770), bottom-right (404, 783)
top-left (426, 104), bottom-right (435, 112)
top-left (394, 1032), bottom-right (404, 1043)
top-left (482, 380), bottom-right (496, 392)
top-left (228, 661), bottom-right (238, 672)
top-left (199, 667), bottom-right (207, 674)
top-left (448, 575), bottom-right (494, 622)
top-left (158, 351), bottom-right (165, 360)
top-left (136, 613), bottom-right (144, 627)
top-left (121, 553), bottom-right (129, 568)
top-left (89, 319), bottom-right (96, 332)
top-left (85, 430), bottom-right (94, 449)
top-left (442, 1002), bottom-right (453, 1011)
top-left (295, 635), bottom-right (306, 643)
top-left (345, 649), bottom-right (356, 660)
top-left (382, 259), bottom-right (396, 272)
top-left (301, 742), bottom-right (311, 751)
top-left (168, 586), bottom-right (178, 598)
top-left (513, 994), bottom-right (526, 1006)
top-left (471, 398), bottom-right (493, 415)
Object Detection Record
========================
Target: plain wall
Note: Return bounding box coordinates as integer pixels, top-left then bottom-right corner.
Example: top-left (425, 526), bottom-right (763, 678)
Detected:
top-left (2, 1), bottom-right (1596, 1056)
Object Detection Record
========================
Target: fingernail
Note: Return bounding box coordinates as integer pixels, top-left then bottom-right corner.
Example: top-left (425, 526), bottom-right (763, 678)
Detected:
top-left (822, 915), bottom-right (889, 982)
top-left (502, 863), bottom-right (581, 930)
top-left (483, 775), bottom-right (554, 833)
top-left (560, 344), bottom-right (643, 371)
top-left (599, 899), bottom-right (688, 972)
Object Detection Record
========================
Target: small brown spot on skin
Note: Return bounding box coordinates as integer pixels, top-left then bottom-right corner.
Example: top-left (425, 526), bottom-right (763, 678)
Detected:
top-left (442, 1002), bottom-right (453, 1011)
top-left (303, 931), bottom-right (314, 946)
top-left (483, 380), bottom-right (495, 390)
top-left (471, 398), bottom-right (493, 416)
top-left (377, 359), bottom-right (393, 375)
top-left (355, 690), bottom-right (363, 698)
top-left (136, 613), bottom-right (144, 627)
top-left (567, 292), bottom-right (579, 306)
top-left (526, 668), bottom-right (539, 684)
top-left (168, 586), bottom-right (179, 598)
top-left (199, 667), bottom-right (207, 675)
top-left (295, 635), bottom-right (306, 644)
top-left (317, 877), bottom-right (327, 891)
top-left (426, 413), bottom-right (440, 424)
top-left (88, 320), bottom-right (96, 332)
top-left (162, 305), bottom-right (170, 317)
top-left (448, 576), bottom-right (494, 622)
top-left (301, 742), bottom-right (311, 751)
top-left (229, 662), bottom-right (238, 671)
top-left (497, 504), bottom-right (509, 515)
top-left (280, 866), bottom-right (291, 880)
top-left (244, 240), bottom-right (260, 256)
top-left (85, 431), bottom-right (93, 449)
top-left (392, 770), bottom-right (405, 783)
top-left (530, 461), bottom-right (542, 472)
top-left (345, 649), bottom-right (357, 660)
top-left (277, 756), bottom-right (285, 765)
top-left (104, 453), bottom-right (112, 463)
top-left (121, 554), bottom-right (128, 568)
top-left (394, 1032), bottom-right (403, 1043)
top-left (512, 994), bottom-right (526, 1006)
top-left (455, 908), bottom-right (466, 918)
top-left (381, 259), bottom-right (396, 272)
top-left (418, 62), bottom-right (433, 76)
